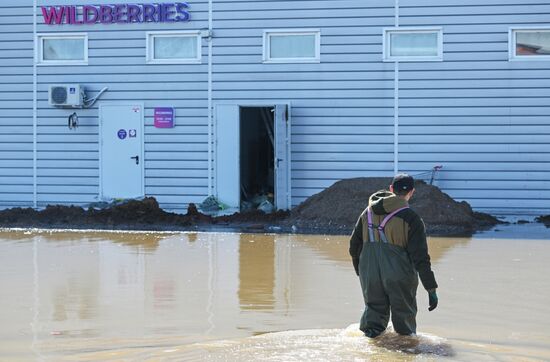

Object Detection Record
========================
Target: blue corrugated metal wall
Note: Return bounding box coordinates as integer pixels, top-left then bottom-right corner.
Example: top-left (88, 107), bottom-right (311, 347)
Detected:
top-left (398, 0), bottom-right (550, 214)
top-left (0, 1), bottom-right (34, 207)
top-left (35, 0), bottom-right (210, 210)
top-left (0, 0), bottom-right (549, 215)
top-left (212, 0), bottom-right (397, 209)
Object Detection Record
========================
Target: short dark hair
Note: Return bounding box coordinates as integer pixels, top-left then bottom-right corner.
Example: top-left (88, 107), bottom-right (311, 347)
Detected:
top-left (392, 173), bottom-right (414, 196)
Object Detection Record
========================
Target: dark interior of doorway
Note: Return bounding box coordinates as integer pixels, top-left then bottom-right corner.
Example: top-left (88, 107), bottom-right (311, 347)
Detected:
top-left (240, 107), bottom-right (275, 212)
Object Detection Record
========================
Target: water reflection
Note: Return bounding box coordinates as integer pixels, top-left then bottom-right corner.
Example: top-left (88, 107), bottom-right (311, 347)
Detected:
top-left (0, 227), bottom-right (549, 361)
top-left (238, 235), bottom-right (275, 311)
top-left (287, 233), bottom-right (472, 268)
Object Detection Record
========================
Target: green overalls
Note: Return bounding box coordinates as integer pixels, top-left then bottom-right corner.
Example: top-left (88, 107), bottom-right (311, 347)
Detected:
top-left (349, 191), bottom-right (438, 336)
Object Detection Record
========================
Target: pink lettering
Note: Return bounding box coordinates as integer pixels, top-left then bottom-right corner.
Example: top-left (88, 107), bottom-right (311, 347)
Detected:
top-left (99, 5), bottom-right (114, 23)
top-left (41, 6), bottom-right (65, 25)
top-left (68, 6), bottom-right (79, 24)
top-left (175, 3), bottom-right (190, 22)
top-left (142, 4), bottom-right (158, 22)
top-left (113, 4), bottom-right (127, 23)
top-left (127, 4), bottom-right (142, 23)
top-left (42, 3), bottom-right (190, 25)
top-left (71, 6), bottom-right (84, 24)
top-left (83, 5), bottom-right (98, 24)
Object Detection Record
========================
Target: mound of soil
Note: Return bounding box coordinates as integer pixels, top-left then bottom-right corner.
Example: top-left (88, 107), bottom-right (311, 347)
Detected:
top-left (286, 178), bottom-right (500, 235)
top-left (0, 179), bottom-right (501, 236)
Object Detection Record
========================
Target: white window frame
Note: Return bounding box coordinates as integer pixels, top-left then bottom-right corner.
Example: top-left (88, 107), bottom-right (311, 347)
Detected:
top-left (263, 29), bottom-right (321, 63)
top-left (509, 27), bottom-right (550, 61)
top-left (146, 30), bottom-right (202, 64)
top-left (383, 27), bottom-right (443, 62)
top-left (36, 33), bottom-right (88, 65)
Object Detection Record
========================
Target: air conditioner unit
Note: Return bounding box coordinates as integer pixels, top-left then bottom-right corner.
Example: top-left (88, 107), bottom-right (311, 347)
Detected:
top-left (48, 84), bottom-right (84, 107)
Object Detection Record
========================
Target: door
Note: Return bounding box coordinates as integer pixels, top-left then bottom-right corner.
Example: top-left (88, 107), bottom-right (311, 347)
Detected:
top-left (215, 104), bottom-right (240, 208)
top-left (274, 104), bottom-right (291, 210)
top-left (99, 104), bottom-right (144, 199)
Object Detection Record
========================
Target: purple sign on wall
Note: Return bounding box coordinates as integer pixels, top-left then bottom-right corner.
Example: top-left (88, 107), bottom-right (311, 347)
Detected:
top-left (41, 3), bottom-right (190, 25)
top-left (154, 107), bottom-right (175, 128)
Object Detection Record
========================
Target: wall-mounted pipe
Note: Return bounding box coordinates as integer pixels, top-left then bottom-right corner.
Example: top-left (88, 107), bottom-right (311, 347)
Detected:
top-left (207, 0), bottom-right (213, 196)
top-left (33, 0), bottom-right (37, 208)
top-left (393, 0), bottom-right (400, 174)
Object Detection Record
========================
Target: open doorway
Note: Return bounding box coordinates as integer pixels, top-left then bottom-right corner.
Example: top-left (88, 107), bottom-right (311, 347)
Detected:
top-left (239, 107), bottom-right (275, 212)
top-left (215, 103), bottom-right (290, 211)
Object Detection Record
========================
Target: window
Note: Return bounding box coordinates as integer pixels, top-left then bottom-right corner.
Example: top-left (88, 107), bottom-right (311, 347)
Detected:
top-left (383, 28), bottom-right (443, 61)
top-left (263, 29), bottom-right (321, 63)
top-left (510, 28), bottom-right (550, 60)
top-left (147, 31), bottom-right (201, 64)
top-left (37, 33), bottom-right (88, 65)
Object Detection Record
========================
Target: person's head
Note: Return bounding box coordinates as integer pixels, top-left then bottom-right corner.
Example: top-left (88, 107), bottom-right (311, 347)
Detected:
top-left (389, 173), bottom-right (415, 201)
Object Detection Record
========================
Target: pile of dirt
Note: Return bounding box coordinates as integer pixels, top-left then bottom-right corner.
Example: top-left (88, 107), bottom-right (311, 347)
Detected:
top-left (0, 179), bottom-right (501, 235)
top-left (286, 178), bottom-right (500, 235)
top-left (536, 215), bottom-right (550, 228)
top-left (0, 197), bottom-right (289, 231)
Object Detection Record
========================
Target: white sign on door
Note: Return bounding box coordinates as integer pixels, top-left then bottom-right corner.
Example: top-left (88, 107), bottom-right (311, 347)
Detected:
top-left (100, 104), bottom-right (144, 199)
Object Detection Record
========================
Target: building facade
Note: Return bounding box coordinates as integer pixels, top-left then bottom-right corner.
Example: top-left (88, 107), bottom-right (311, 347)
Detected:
top-left (1, 0), bottom-right (549, 216)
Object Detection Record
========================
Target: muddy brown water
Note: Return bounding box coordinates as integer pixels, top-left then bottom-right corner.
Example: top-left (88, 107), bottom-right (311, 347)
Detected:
top-left (1, 224), bottom-right (549, 361)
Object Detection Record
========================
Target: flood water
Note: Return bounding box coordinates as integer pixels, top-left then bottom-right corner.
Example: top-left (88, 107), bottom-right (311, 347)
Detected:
top-left (1, 224), bottom-right (549, 361)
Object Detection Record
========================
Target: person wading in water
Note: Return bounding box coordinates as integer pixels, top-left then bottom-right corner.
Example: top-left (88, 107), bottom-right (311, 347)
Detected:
top-left (349, 174), bottom-right (438, 337)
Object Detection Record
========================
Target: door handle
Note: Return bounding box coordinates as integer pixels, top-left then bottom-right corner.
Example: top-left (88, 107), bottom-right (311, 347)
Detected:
top-left (131, 155), bottom-right (139, 165)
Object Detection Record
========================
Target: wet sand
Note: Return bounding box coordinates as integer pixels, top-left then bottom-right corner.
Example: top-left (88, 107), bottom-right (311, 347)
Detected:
top-left (0, 224), bottom-right (549, 361)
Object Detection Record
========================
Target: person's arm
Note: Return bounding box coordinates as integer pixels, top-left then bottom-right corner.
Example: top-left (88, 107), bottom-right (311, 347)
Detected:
top-left (349, 214), bottom-right (364, 276)
top-left (405, 213), bottom-right (438, 291)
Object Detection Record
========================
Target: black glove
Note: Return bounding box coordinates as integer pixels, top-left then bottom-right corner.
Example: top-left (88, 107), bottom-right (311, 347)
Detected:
top-left (428, 289), bottom-right (438, 311)
top-left (352, 258), bottom-right (359, 276)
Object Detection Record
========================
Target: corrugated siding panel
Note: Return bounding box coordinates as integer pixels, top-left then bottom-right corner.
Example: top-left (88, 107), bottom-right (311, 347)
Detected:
top-left (33, 0), bottom-right (211, 211)
top-left (0, 2), bottom-right (34, 208)
top-left (213, 0), bottom-right (397, 208)
top-left (398, 0), bottom-right (550, 215)
top-left (1, 0), bottom-right (549, 216)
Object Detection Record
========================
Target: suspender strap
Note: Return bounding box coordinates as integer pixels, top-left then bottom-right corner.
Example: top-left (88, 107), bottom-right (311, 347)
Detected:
top-left (379, 231), bottom-right (389, 243)
top-left (380, 207), bottom-right (409, 229)
top-left (366, 207), bottom-right (375, 243)
top-left (366, 206), bottom-right (409, 243)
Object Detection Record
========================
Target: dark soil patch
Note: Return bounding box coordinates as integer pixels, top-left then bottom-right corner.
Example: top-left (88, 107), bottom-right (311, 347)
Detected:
top-left (0, 198), bottom-right (288, 232)
top-left (536, 215), bottom-right (550, 228)
top-left (0, 178), bottom-right (503, 235)
top-left (285, 178), bottom-right (501, 235)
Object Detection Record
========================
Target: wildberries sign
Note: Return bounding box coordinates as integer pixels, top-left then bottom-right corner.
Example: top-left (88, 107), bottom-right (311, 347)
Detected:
top-left (41, 3), bottom-right (191, 25)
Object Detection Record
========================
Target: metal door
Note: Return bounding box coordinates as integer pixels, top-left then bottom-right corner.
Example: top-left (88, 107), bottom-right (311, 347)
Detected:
top-left (215, 104), bottom-right (240, 208)
top-left (274, 104), bottom-right (291, 210)
top-left (99, 104), bottom-right (144, 199)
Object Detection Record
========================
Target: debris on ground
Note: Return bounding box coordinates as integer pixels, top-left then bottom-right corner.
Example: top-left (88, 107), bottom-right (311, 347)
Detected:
top-left (0, 178), bottom-right (508, 235)
top-left (241, 193), bottom-right (275, 213)
top-left (198, 196), bottom-right (228, 213)
top-left (88, 197), bottom-right (142, 210)
top-left (257, 200), bottom-right (275, 213)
